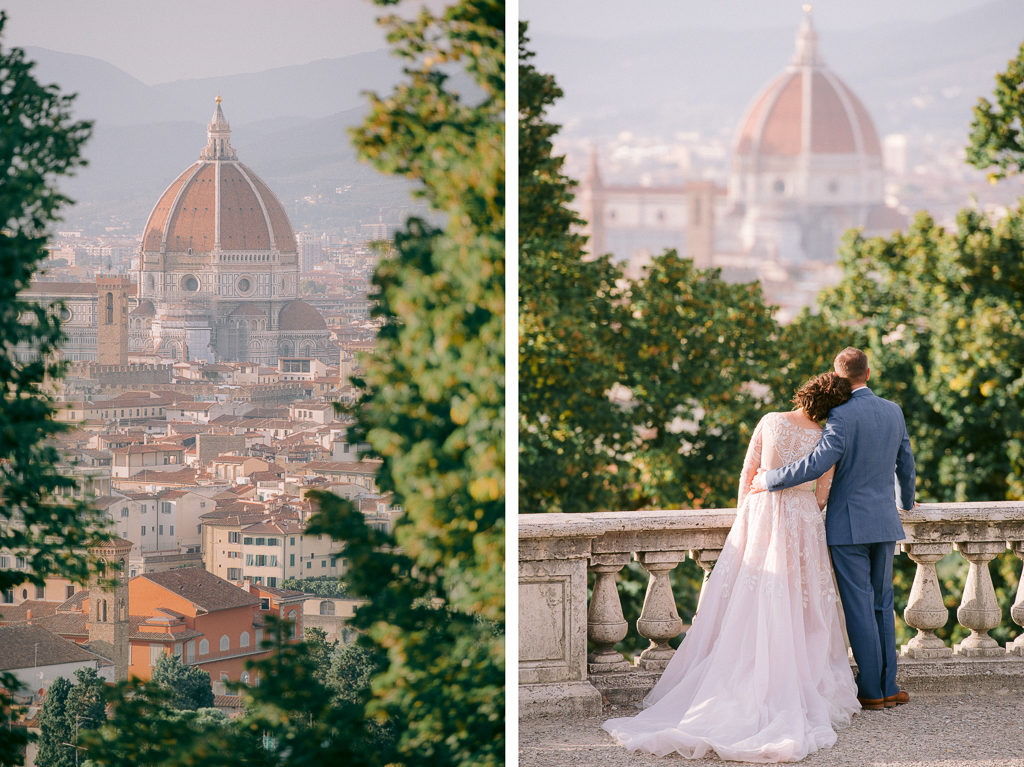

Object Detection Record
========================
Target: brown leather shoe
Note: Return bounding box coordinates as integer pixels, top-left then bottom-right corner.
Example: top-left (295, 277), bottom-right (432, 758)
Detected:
top-left (857, 696), bottom-right (884, 710)
top-left (883, 690), bottom-right (910, 708)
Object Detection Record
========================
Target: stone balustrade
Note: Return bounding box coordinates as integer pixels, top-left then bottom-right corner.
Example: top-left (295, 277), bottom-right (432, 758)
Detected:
top-left (519, 502), bottom-right (1024, 716)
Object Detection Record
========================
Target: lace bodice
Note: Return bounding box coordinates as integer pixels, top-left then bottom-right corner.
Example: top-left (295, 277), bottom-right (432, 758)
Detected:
top-left (737, 412), bottom-right (834, 509)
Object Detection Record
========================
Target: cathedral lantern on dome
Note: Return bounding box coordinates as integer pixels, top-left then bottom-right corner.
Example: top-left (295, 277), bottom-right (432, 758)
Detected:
top-left (134, 97), bottom-right (336, 365)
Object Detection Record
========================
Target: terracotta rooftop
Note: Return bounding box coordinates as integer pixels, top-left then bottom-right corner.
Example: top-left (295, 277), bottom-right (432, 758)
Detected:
top-left (734, 15), bottom-right (880, 159)
top-left (279, 299), bottom-right (328, 332)
top-left (141, 145), bottom-right (296, 256)
top-left (29, 611), bottom-right (88, 638)
top-left (0, 624), bottom-right (108, 670)
top-left (302, 460), bottom-right (381, 474)
top-left (139, 568), bottom-right (260, 613)
top-left (0, 600), bottom-right (60, 624)
top-left (116, 468), bottom-right (198, 485)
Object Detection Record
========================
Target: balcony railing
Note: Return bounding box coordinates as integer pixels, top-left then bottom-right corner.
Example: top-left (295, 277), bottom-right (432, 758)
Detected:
top-left (519, 502), bottom-right (1024, 716)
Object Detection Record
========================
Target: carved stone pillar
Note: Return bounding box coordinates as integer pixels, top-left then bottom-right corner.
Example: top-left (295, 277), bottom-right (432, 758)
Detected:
top-left (587, 553), bottom-right (632, 674)
top-left (690, 547), bottom-right (722, 614)
top-left (1007, 542), bottom-right (1024, 657)
top-left (900, 542), bottom-right (952, 658)
top-left (953, 540), bottom-right (1005, 657)
top-left (635, 550), bottom-right (686, 671)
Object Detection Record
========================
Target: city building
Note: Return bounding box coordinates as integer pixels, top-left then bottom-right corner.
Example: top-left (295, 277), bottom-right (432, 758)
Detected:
top-left (25, 98), bottom-right (340, 366)
top-left (135, 97), bottom-right (336, 364)
top-left (577, 8), bottom-right (907, 317)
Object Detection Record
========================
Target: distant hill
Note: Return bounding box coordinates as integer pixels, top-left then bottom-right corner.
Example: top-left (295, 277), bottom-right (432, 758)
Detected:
top-left (526, 0), bottom-right (1024, 140)
top-left (25, 47), bottom-right (430, 236)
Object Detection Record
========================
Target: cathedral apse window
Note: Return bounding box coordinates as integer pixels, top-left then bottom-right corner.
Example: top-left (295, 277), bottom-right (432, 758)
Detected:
top-left (773, 179), bottom-right (786, 195)
top-left (828, 179), bottom-right (840, 194)
top-left (181, 275), bottom-right (200, 292)
top-left (59, 306), bottom-right (72, 322)
top-left (237, 276), bottom-right (253, 295)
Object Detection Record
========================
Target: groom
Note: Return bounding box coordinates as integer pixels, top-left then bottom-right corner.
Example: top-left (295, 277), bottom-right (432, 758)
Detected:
top-left (752, 347), bottom-right (916, 710)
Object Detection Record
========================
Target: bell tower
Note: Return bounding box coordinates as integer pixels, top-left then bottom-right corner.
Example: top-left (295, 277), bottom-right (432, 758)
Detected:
top-left (96, 275), bottom-right (131, 365)
top-left (88, 537), bottom-right (133, 680)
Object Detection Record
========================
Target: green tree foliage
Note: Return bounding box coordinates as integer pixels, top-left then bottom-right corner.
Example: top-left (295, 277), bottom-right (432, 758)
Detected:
top-left (967, 41), bottom-right (1024, 180)
top-left (617, 254), bottom-right (777, 509)
top-left (317, 1), bottom-right (504, 764)
top-left (34, 669), bottom-right (106, 767)
top-left (150, 653), bottom-right (214, 711)
top-left (519, 23), bottom-right (627, 514)
top-left (65, 667), bottom-right (107, 734)
top-left (82, 681), bottom-right (266, 767)
top-left (232, 614), bottom-right (384, 767)
top-left (0, 10), bottom-right (106, 595)
top-left (302, 626), bottom-right (338, 688)
top-left (0, 13), bottom-right (109, 763)
top-left (279, 576), bottom-right (350, 599)
top-left (327, 638), bottom-right (379, 707)
top-left (35, 677), bottom-right (73, 767)
top-left (348, 0), bottom-right (504, 622)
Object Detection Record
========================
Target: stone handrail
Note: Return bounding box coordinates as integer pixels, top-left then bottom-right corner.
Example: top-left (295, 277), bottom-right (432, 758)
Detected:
top-left (519, 502), bottom-right (1024, 715)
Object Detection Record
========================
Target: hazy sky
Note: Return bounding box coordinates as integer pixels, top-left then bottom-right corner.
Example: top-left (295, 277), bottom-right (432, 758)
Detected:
top-left (521, 0), bottom-right (1001, 37)
top-left (1, 0), bottom-right (443, 84)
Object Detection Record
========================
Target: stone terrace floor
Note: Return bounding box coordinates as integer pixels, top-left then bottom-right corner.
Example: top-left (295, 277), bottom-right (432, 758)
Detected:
top-left (520, 690), bottom-right (1024, 767)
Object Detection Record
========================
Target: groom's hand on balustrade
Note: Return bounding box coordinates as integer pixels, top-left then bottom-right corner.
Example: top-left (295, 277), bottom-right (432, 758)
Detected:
top-left (750, 469), bottom-right (768, 494)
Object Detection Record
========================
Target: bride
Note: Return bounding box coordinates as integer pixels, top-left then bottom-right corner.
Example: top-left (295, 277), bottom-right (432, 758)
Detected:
top-left (603, 373), bottom-right (861, 763)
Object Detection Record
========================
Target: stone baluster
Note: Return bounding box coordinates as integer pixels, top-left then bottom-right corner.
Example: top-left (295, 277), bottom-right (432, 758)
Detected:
top-left (900, 542), bottom-right (952, 658)
top-left (587, 553), bottom-right (632, 674)
top-left (635, 550), bottom-right (686, 671)
top-left (690, 547), bottom-right (723, 614)
top-left (953, 540), bottom-right (1006, 657)
top-left (1007, 542), bottom-right (1024, 657)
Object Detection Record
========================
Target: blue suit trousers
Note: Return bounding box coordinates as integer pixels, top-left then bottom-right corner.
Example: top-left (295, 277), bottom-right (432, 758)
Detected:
top-left (829, 541), bottom-right (899, 701)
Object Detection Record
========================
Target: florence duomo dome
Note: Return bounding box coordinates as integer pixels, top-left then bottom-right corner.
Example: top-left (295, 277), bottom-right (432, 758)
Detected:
top-left (132, 97), bottom-right (335, 364)
top-left (728, 6), bottom-right (885, 264)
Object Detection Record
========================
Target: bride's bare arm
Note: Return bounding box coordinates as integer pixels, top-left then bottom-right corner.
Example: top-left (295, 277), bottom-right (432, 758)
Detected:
top-left (737, 417), bottom-right (766, 507)
top-left (814, 465), bottom-right (836, 511)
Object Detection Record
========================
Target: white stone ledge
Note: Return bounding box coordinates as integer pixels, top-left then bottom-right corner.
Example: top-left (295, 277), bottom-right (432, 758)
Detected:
top-left (519, 501), bottom-right (1024, 717)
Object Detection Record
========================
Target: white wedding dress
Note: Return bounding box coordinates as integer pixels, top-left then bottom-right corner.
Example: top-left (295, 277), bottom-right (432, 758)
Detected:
top-left (603, 411), bottom-right (860, 763)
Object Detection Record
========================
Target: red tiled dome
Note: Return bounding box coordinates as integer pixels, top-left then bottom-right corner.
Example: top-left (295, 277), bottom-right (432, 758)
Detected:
top-left (278, 300), bottom-right (327, 332)
top-left (734, 14), bottom-right (880, 160)
top-left (141, 99), bottom-right (295, 257)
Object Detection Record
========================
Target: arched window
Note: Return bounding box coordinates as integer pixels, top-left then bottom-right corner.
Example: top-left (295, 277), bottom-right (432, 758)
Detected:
top-left (105, 292), bottom-right (114, 324)
top-left (220, 634), bottom-right (230, 651)
top-left (288, 609), bottom-right (299, 638)
top-left (240, 631), bottom-right (250, 648)
top-left (199, 638), bottom-right (209, 655)
top-left (319, 600), bottom-right (335, 616)
top-left (101, 599), bottom-right (108, 622)
top-left (240, 671), bottom-right (250, 685)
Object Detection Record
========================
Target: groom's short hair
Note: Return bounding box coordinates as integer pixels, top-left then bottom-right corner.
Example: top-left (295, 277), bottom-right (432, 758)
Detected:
top-left (834, 347), bottom-right (869, 382)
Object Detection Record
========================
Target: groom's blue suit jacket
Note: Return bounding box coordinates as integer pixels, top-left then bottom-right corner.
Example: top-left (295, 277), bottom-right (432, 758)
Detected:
top-left (765, 387), bottom-right (916, 545)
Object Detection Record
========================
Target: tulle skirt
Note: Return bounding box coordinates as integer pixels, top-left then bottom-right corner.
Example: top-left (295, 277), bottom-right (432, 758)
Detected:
top-left (603, 488), bottom-right (860, 763)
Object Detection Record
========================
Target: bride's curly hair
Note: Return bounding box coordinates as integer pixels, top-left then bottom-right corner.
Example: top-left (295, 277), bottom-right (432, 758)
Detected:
top-left (792, 372), bottom-right (852, 422)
